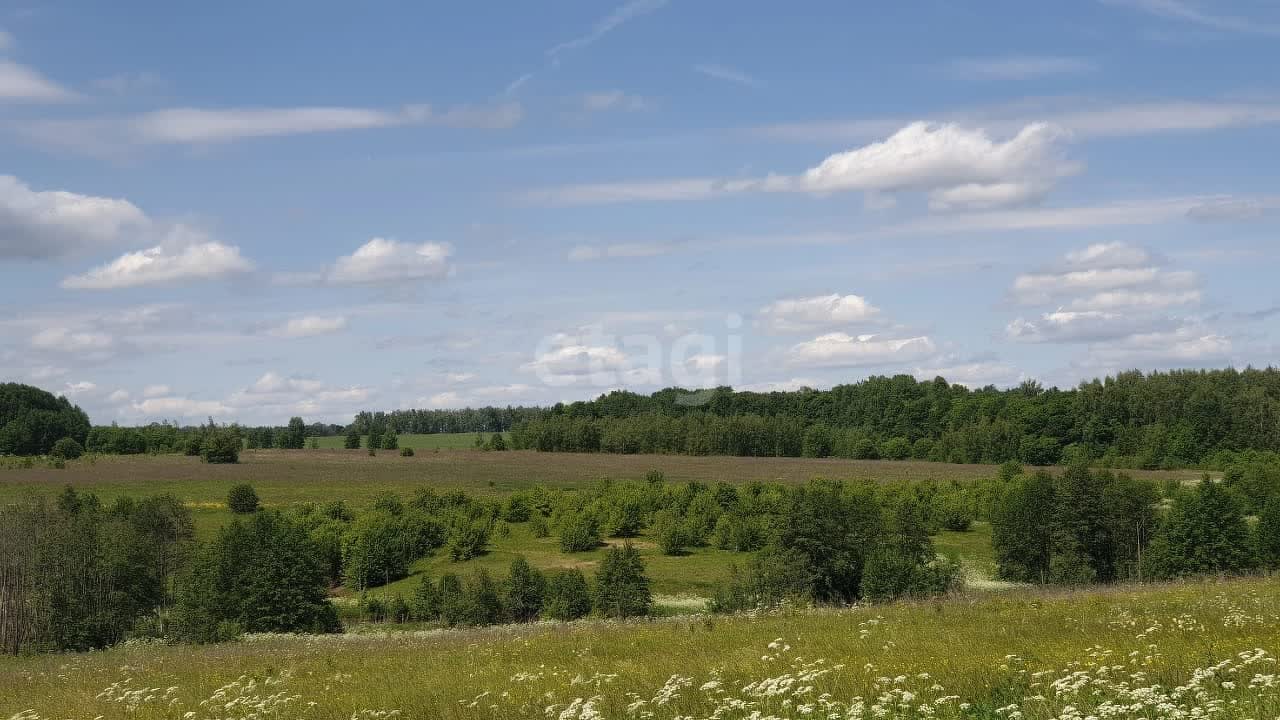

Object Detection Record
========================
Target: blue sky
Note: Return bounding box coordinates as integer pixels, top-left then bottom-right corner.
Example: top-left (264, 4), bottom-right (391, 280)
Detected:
top-left (1, 0), bottom-right (1279, 425)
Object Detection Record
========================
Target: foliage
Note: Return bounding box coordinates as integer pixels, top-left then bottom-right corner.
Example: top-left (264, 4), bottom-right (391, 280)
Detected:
top-left (1147, 479), bottom-right (1257, 579)
top-left (400, 446), bottom-right (414, 457)
top-left (0, 383), bottom-right (90, 456)
top-left (557, 508), bottom-right (602, 552)
top-left (593, 542), bottom-right (651, 618)
top-left (543, 569), bottom-right (592, 621)
top-left (226, 483), bottom-right (260, 514)
top-left (504, 556), bottom-right (545, 622)
top-left (1256, 495), bottom-right (1280, 571)
top-left (200, 430), bottom-right (241, 464)
top-left (50, 436), bottom-right (84, 460)
top-left (344, 426), bottom-right (361, 449)
top-left (172, 511), bottom-right (339, 642)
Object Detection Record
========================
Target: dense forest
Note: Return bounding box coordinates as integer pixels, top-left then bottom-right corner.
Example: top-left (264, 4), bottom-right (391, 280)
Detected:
top-left (353, 407), bottom-right (544, 435)
top-left (509, 368), bottom-right (1280, 469)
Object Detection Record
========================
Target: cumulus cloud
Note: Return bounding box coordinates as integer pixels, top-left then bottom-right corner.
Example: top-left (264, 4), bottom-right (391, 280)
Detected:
top-left (61, 380), bottom-right (97, 397)
top-left (0, 175), bottom-right (149, 260)
top-left (1006, 310), bottom-right (1172, 344)
top-left (758, 294), bottom-right (881, 333)
top-left (525, 121), bottom-right (1076, 210)
top-left (787, 333), bottom-right (937, 369)
top-left (423, 384), bottom-right (537, 409)
top-left (311, 238), bottom-right (455, 286)
top-left (61, 229), bottom-right (253, 289)
top-left (801, 122), bottom-right (1075, 210)
top-left (267, 315), bottom-right (348, 339)
top-left (737, 377), bottom-right (823, 393)
top-left (142, 384), bottom-right (170, 398)
top-left (0, 59), bottom-right (76, 102)
top-left (130, 396), bottom-right (231, 418)
top-left (1009, 242), bottom-right (1196, 309)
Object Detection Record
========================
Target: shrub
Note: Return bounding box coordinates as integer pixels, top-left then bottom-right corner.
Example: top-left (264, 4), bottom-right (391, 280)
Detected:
top-left (503, 493), bottom-right (532, 522)
top-left (344, 427), bottom-right (361, 449)
top-left (652, 508), bottom-right (689, 555)
top-left (593, 542), bottom-right (651, 618)
top-left (543, 569), bottom-right (592, 621)
top-left (382, 432), bottom-right (399, 450)
top-left (558, 509), bottom-right (602, 552)
top-left (710, 545), bottom-right (816, 613)
top-left (487, 433), bottom-right (507, 451)
top-left (446, 521), bottom-right (490, 561)
top-left (1257, 495), bottom-right (1280, 571)
top-left (201, 431), bottom-right (240, 464)
top-left (50, 437), bottom-right (84, 460)
top-left (530, 514), bottom-right (550, 538)
top-left (226, 484), bottom-right (259, 514)
top-left (400, 446), bottom-right (415, 457)
top-left (411, 575), bottom-right (439, 620)
top-left (342, 511), bottom-right (410, 590)
top-left (367, 447), bottom-right (376, 457)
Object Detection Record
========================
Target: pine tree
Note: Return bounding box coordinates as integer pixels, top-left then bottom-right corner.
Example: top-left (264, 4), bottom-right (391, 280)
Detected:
top-left (504, 556), bottom-right (545, 622)
top-left (343, 426), bottom-right (361, 450)
top-left (436, 573), bottom-right (466, 626)
top-left (593, 542), bottom-right (651, 618)
top-left (463, 569), bottom-right (503, 626)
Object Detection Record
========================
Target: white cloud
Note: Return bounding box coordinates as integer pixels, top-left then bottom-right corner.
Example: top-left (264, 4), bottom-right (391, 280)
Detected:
top-left (1006, 310), bottom-right (1170, 344)
top-left (27, 365), bottom-right (68, 380)
top-left (1104, 0), bottom-right (1280, 37)
top-left (423, 384), bottom-right (537, 409)
top-left (758, 294), bottom-right (881, 333)
top-left (947, 56), bottom-right (1096, 79)
top-left (1010, 242), bottom-right (1198, 308)
top-left (801, 122), bottom-right (1075, 209)
top-left (1063, 241), bottom-right (1153, 268)
top-left (24, 103), bottom-right (522, 153)
top-left (61, 380), bottom-right (96, 397)
top-left (525, 121), bottom-right (1077, 210)
top-left (522, 340), bottom-right (631, 377)
top-left (246, 372), bottom-right (325, 395)
top-left (142, 384), bottom-right (170, 398)
top-left (322, 238), bottom-right (454, 286)
top-left (913, 361), bottom-right (1025, 388)
top-left (30, 328), bottom-right (114, 353)
top-left (106, 389), bottom-right (130, 404)
top-left (581, 90), bottom-right (648, 112)
top-left (738, 377), bottom-right (824, 393)
top-left (131, 396), bottom-right (231, 418)
top-left (787, 333), bottom-right (937, 369)
top-left (694, 63), bottom-right (759, 87)
top-left (267, 315), bottom-right (349, 339)
top-left (61, 230), bottom-right (253, 289)
top-left (0, 59), bottom-right (76, 102)
top-left (0, 175), bottom-right (149, 259)
top-left (567, 241), bottom-right (675, 261)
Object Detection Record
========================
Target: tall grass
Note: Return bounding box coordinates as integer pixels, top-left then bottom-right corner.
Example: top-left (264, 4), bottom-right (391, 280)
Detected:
top-left (3, 578), bottom-right (1277, 719)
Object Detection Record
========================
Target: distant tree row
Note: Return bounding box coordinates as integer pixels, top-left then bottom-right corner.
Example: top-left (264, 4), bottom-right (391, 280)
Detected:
top-left (353, 407), bottom-right (544, 436)
top-left (509, 368), bottom-right (1280, 469)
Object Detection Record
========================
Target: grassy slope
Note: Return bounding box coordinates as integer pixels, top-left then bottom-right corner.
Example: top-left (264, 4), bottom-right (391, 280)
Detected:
top-left (3, 578), bottom-right (1277, 719)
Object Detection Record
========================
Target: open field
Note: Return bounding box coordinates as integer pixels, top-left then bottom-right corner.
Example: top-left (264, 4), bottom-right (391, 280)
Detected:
top-left (308, 432), bottom-right (503, 450)
top-left (4, 577), bottom-right (1278, 719)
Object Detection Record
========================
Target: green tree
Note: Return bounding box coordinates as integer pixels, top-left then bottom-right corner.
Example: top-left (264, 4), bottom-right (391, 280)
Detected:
top-left (557, 508), bottom-right (602, 552)
top-left (463, 569), bottom-right (503, 626)
top-left (1256, 495), bottom-right (1280, 572)
top-left (50, 437), bottom-right (84, 460)
top-left (344, 426), bottom-right (361, 449)
top-left (436, 573), bottom-right (467, 626)
top-left (200, 431), bottom-right (240, 464)
top-left (173, 512), bottom-right (339, 641)
top-left (381, 431), bottom-right (399, 450)
top-left (593, 542), bottom-right (651, 618)
top-left (504, 556), bottom-right (545, 622)
top-left (282, 417), bottom-right (307, 449)
top-left (1147, 479), bottom-right (1257, 579)
top-left (543, 569), bottom-right (592, 621)
top-left (992, 470), bottom-right (1056, 583)
top-left (342, 511), bottom-right (411, 590)
top-left (226, 484), bottom-right (259, 514)
top-left (411, 574), bottom-right (439, 620)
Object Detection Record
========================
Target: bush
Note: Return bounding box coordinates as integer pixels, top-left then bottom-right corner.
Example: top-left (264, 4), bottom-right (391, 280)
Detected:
top-left (652, 508), bottom-right (689, 555)
top-left (446, 521), bottom-right (490, 561)
top-left (201, 431), bottom-right (240, 464)
top-left (543, 569), bottom-right (592, 621)
top-left (382, 432), bottom-right (399, 450)
top-left (1257, 495), bottom-right (1280, 571)
top-left (529, 514), bottom-right (550, 538)
top-left (462, 569), bottom-right (504, 626)
top-left (344, 428), bottom-right (361, 449)
top-left (436, 573), bottom-right (467, 626)
top-left (342, 511), bottom-right (411, 589)
top-left (593, 542), bottom-right (651, 618)
top-left (710, 546), bottom-right (816, 613)
top-left (558, 509), bottom-right (602, 552)
top-left (50, 437), bottom-right (84, 460)
top-left (487, 433), bottom-right (507, 451)
top-left (226, 484), bottom-right (259, 514)
top-left (400, 446), bottom-right (415, 457)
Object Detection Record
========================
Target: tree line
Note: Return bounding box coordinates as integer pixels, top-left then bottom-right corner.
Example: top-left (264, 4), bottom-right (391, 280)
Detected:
top-left (508, 368), bottom-right (1280, 469)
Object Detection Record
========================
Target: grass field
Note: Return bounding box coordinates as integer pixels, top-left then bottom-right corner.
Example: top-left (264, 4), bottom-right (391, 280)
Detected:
top-left (0, 450), bottom-right (1199, 596)
top-left (3, 577), bottom-right (1277, 719)
top-left (308, 432), bottom-right (503, 450)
